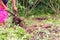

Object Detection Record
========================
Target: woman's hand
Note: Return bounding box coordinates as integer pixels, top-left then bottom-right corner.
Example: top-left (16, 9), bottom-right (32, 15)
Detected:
top-left (13, 6), bottom-right (18, 16)
top-left (4, 7), bottom-right (9, 11)
top-left (13, 6), bottom-right (18, 12)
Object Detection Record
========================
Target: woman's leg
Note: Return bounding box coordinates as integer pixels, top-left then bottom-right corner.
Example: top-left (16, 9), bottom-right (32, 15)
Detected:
top-left (0, 22), bottom-right (5, 26)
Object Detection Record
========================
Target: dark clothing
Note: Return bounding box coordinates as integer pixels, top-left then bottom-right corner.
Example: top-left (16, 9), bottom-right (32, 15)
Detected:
top-left (2, 0), bottom-right (8, 5)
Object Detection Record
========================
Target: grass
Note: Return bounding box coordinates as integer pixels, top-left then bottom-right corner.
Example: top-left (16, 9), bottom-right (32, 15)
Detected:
top-left (0, 14), bottom-right (60, 40)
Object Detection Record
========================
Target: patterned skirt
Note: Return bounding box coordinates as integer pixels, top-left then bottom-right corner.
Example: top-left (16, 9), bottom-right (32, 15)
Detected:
top-left (0, 5), bottom-right (8, 22)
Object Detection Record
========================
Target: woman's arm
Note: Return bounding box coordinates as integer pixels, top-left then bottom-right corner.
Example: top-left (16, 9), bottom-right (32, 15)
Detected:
top-left (12, 0), bottom-right (16, 7)
top-left (0, 0), bottom-right (8, 10)
top-left (12, 0), bottom-right (18, 15)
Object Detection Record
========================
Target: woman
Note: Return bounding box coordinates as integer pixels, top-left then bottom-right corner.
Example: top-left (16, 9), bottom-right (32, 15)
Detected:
top-left (0, 0), bottom-right (17, 26)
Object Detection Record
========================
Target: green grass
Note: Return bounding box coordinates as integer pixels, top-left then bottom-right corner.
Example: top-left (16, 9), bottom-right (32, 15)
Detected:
top-left (0, 13), bottom-right (60, 40)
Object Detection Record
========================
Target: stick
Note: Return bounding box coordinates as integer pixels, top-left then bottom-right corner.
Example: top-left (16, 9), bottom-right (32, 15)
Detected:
top-left (7, 11), bottom-right (15, 16)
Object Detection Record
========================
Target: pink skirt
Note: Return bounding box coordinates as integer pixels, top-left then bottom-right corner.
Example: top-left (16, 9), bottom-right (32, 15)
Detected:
top-left (0, 6), bottom-right (8, 22)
